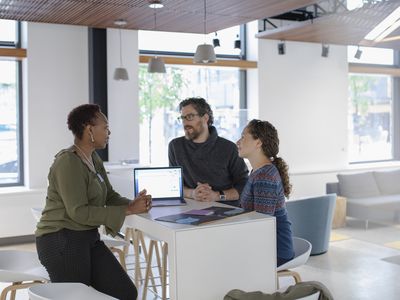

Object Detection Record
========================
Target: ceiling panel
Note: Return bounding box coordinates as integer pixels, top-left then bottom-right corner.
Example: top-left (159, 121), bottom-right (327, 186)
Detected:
top-left (256, 1), bottom-right (400, 49)
top-left (0, 0), bottom-right (316, 33)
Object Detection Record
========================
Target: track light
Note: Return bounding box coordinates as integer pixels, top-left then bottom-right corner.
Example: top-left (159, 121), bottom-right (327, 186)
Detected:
top-left (213, 32), bottom-right (220, 47)
top-left (234, 34), bottom-right (241, 49)
top-left (278, 41), bottom-right (285, 55)
top-left (321, 44), bottom-right (329, 58)
top-left (354, 46), bottom-right (362, 59)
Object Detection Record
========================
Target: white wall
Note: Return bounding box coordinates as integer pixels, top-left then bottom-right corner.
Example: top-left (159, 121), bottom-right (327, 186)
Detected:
top-left (0, 22), bottom-right (89, 238)
top-left (258, 40), bottom-right (349, 198)
top-left (107, 28), bottom-right (140, 162)
top-left (24, 22), bottom-right (90, 189)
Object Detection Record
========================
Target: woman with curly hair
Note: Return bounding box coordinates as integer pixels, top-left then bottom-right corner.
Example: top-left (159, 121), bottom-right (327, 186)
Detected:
top-left (237, 119), bottom-right (294, 266)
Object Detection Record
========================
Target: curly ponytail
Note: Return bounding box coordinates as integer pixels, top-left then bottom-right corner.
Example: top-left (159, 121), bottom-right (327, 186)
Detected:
top-left (272, 157), bottom-right (292, 198)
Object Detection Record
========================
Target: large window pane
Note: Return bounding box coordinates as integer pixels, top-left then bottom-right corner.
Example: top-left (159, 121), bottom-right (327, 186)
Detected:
top-left (348, 73), bottom-right (393, 162)
top-left (139, 25), bottom-right (241, 56)
top-left (0, 60), bottom-right (22, 185)
top-left (139, 65), bottom-right (247, 165)
top-left (0, 19), bottom-right (17, 44)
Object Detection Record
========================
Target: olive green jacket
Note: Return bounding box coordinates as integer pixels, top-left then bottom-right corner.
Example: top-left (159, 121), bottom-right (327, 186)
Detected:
top-left (36, 147), bottom-right (129, 237)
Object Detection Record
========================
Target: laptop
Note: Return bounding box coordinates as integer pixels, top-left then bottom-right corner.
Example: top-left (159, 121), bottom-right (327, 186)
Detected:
top-left (134, 167), bottom-right (186, 207)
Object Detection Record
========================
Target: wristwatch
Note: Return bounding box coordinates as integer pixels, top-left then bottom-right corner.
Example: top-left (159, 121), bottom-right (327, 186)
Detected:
top-left (219, 190), bottom-right (226, 201)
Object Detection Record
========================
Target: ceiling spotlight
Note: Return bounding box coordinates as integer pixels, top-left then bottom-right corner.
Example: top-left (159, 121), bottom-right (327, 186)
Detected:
top-left (321, 44), bottom-right (329, 58)
top-left (114, 19), bottom-right (127, 27)
top-left (354, 46), bottom-right (362, 59)
top-left (213, 32), bottom-right (220, 48)
top-left (149, 0), bottom-right (164, 8)
top-left (234, 34), bottom-right (241, 49)
top-left (278, 41), bottom-right (285, 55)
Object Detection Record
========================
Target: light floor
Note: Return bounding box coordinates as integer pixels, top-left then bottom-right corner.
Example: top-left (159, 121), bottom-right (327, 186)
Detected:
top-left (1, 218), bottom-right (400, 299)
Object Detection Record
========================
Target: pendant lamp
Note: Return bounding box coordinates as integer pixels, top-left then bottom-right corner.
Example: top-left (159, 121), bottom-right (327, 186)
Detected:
top-left (113, 19), bottom-right (129, 81)
top-left (194, 0), bottom-right (216, 64)
top-left (148, 1), bottom-right (166, 73)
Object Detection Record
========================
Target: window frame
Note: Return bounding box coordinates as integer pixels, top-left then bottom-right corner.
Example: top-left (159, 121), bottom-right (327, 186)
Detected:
top-left (0, 20), bottom-right (24, 187)
top-left (348, 50), bottom-right (399, 164)
top-left (139, 24), bottom-right (248, 110)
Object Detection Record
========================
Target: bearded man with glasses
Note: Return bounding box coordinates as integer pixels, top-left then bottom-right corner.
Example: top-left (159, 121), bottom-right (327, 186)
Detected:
top-left (168, 97), bottom-right (248, 204)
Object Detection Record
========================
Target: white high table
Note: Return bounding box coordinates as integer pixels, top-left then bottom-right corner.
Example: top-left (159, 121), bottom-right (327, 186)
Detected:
top-left (124, 199), bottom-right (277, 300)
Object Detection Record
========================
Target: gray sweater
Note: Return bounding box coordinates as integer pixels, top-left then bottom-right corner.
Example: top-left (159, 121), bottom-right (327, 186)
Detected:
top-left (168, 126), bottom-right (248, 197)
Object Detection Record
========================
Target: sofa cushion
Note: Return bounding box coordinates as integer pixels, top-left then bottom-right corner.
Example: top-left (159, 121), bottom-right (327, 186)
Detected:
top-left (373, 169), bottom-right (400, 195)
top-left (347, 194), bottom-right (400, 207)
top-left (337, 172), bottom-right (380, 198)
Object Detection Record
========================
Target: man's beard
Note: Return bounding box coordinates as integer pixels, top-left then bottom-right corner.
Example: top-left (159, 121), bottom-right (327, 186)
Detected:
top-left (184, 125), bottom-right (202, 140)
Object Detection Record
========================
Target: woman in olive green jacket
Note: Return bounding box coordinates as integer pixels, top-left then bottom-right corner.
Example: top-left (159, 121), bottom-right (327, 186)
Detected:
top-left (36, 104), bottom-right (150, 300)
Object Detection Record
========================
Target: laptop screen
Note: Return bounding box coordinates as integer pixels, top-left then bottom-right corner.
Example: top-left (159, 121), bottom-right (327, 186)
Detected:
top-left (134, 167), bottom-right (183, 200)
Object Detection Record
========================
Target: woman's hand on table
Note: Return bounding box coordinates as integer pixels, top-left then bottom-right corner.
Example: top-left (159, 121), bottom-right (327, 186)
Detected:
top-left (126, 189), bottom-right (152, 215)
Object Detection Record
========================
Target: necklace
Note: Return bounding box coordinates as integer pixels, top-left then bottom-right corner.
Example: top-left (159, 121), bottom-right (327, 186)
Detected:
top-left (74, 144), bottom-right (95, 172)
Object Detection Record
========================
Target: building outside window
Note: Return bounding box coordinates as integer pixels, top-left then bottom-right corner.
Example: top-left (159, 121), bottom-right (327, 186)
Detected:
top-left (139, 26), bottom-right (247, 165)
top-left (0, 19), bottom-right (23, 186)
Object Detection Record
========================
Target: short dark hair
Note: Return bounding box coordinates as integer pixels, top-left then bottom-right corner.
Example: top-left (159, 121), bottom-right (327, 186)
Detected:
top-left (67, 104), bottom-right (101, 139)
top-left (179, 97), bottom-right (214, 126)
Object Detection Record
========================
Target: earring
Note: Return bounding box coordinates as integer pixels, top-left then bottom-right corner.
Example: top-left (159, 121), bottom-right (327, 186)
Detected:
top-left (89, 132), bottom-right (95, 143)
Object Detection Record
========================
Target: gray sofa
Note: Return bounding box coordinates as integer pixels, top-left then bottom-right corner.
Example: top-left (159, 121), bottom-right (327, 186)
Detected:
top-left (326, 169), bottom-right (400, 229)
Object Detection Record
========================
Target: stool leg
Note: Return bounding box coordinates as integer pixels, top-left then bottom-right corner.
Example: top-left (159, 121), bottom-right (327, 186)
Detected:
top-left (154, 241), bottom-right (163, 280)
top-left (110, 247), bottom-right (126, 271)
top-left (133, 229), bottom-right (142, 286)
top-left (139, 234), bottom-right (157, 293)
top-left (161, 243), bottom-right (168, 300)
top-left (142, 240), bottom-right (155, 300)
top-left (123, 227), bottom-right (131, 256)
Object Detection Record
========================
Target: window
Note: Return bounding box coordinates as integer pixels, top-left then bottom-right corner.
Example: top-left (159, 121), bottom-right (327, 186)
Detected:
top-left (139, 25), bottom-right (247, 165)
top-left (348, 73), bottom-right (393, 162)
top-left (0, 20), bottom-right (23, 186)
top-left (139, 26), bottom-right (242, 58)
top-left (0, 19), bottom-right (17, 45)
top-left (139, 65), bottom-right (247, 165)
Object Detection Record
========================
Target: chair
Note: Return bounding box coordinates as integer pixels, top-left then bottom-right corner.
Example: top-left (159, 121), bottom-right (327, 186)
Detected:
top-left (28, 282), bottom-right (118, 299)
top-left (277, 237), bottom-right (312, 287)
top-left (31, 208), bottom-right (128, 270)
top-left (0, 250), bottom-right (49, 300)
top-left (286, 194), bottom-right (336, 255)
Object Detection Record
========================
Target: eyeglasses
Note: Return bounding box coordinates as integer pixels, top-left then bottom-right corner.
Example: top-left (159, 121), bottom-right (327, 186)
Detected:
top-left (177, 113), bottom-right (202, 122)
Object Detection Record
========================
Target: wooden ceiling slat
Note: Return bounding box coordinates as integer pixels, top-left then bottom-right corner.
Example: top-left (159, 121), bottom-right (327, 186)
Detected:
top-left (0, 0), bottom-right (318, 33)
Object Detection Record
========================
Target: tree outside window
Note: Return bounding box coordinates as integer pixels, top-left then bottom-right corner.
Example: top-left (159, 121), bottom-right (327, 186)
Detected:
top-left (348, 73), bottom-right (393, 162)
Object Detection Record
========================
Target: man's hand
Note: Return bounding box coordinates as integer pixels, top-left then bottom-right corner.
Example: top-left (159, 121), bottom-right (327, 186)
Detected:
top-left (192, 182), bottom-right (219, 202)
top-left (126, 189), bottom-right (152, 215)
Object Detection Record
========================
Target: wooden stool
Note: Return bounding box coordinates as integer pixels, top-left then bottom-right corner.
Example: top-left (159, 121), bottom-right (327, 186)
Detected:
top-left (142, 239), bottom-right (168, 300)
top-left (123, 228), bottom-right (159, 293)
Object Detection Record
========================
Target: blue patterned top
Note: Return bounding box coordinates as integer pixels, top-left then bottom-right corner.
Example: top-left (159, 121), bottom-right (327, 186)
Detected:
top-left (240, 164), bottom-right (294, 260)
